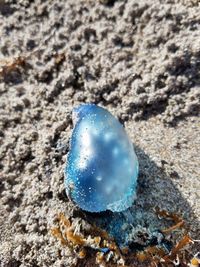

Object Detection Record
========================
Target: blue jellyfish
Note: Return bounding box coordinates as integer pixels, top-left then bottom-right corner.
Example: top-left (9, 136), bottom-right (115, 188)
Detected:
top-left (64, 104), bottom-right (139, 212)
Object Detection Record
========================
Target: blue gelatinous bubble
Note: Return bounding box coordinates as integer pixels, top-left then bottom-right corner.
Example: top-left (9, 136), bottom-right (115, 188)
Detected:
top-left (64, 104), bottom-right (139, 212)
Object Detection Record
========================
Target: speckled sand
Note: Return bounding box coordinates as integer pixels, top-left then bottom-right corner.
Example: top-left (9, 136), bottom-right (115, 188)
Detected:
top-left (0, 0), bottom-right (199, 266)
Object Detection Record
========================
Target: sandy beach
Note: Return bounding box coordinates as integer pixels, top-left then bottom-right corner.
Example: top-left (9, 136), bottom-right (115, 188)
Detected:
top-left (0, 0), bottom-right (199, 266)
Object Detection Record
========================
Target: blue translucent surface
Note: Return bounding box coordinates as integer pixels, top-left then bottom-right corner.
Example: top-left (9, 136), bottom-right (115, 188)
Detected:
top-left (64, 104), bottom-right (139, 212)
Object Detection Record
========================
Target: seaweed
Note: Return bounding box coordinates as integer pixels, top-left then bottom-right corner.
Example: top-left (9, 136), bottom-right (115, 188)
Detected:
top-left (51, 212), bottom-right (124, 266)
top-left (51, 209), bottom-right (197, 267)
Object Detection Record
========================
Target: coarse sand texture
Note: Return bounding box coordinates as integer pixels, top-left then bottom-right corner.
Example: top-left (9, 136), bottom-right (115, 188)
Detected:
top-left (0, 0), bottom-right (199, 266)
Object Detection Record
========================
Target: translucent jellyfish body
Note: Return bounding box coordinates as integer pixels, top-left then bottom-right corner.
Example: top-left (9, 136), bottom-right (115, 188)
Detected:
top-left (64, 104), bottom-right (139, 212)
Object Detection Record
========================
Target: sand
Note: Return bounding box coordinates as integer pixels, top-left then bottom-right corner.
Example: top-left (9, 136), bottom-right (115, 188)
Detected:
top-left (0, 0), bottom-right (200, 266)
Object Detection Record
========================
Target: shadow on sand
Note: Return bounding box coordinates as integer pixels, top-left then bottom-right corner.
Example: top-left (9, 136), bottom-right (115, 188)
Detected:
top-left (72, 145), bottom-right (199, 250)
